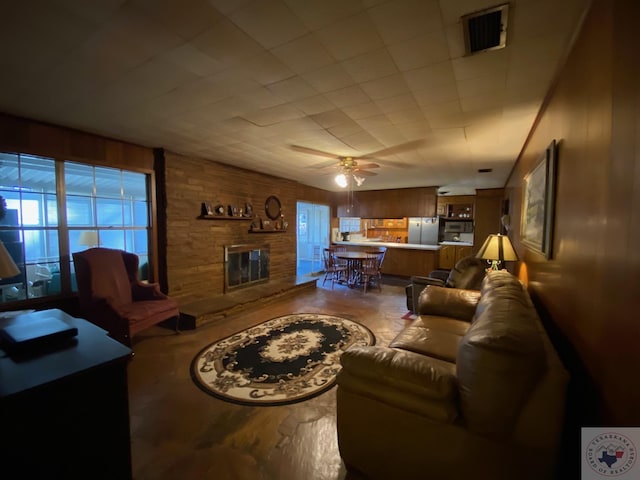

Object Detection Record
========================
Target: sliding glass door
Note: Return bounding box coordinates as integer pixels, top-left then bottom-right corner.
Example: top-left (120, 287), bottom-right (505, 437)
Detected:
top-left (296, 202), bottom-right (330, 276)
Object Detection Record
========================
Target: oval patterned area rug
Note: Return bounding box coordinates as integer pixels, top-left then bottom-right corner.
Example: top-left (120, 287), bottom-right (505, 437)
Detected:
top-left (190, 313), bottom-right (375, 406)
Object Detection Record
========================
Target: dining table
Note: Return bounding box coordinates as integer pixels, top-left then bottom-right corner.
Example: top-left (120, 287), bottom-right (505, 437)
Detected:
top-left (334, 251), bottom-right (377, 288)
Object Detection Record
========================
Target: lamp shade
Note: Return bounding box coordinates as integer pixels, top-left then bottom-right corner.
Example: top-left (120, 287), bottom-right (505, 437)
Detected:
top-left (79, 231), bottom-right (99, 247)
top-left (476, 234), bottom-right (518, 264)
top-left (0, 240), bottom-right (20, 279)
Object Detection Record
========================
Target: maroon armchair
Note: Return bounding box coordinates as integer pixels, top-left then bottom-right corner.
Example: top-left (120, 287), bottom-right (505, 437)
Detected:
top-left (73, 247), bottom-right (180, 346)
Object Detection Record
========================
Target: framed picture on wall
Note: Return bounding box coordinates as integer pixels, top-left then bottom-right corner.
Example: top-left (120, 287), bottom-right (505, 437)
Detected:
top-left (244, 202), bottom-right (253, 217)
top-left (201, 202), bottom-right (214, 216)
top-left (521, 139), bottom-right (557, 258)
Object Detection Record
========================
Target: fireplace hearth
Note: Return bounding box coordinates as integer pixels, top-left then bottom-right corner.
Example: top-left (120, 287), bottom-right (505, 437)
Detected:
top-left (225, 244), bottom-right (270, 292)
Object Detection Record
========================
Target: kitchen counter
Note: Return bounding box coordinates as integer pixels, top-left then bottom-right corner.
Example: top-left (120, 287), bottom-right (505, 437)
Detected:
top-left (439, 241), bottom-right (474, 246)
top-left (332, 240), bottom-right (439, 276)
top-left (333, 240), bottom-right (440, 251)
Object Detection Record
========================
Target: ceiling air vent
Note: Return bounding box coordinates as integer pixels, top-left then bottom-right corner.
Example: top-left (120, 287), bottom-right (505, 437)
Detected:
top-left (462, 4), bottom-right (509, 55)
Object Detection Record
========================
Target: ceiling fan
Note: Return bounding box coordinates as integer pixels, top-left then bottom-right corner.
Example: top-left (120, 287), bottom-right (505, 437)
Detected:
top-left (290, 140), bottom-right (424, 188)
top-left (332, 157), bottom-right (379, 187)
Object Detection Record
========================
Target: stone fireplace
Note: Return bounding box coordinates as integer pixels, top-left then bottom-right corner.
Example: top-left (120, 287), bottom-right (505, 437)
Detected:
top-left (224, 244), bottom-right (270, 292)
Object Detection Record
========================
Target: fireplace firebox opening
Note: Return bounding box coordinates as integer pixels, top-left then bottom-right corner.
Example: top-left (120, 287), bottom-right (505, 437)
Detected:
top-left (224, 244), bottom-right (270, 292)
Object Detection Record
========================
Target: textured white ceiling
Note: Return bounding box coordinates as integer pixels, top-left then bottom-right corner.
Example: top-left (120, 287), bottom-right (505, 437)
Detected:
top-left (0, 0), bottom-right (589, 194)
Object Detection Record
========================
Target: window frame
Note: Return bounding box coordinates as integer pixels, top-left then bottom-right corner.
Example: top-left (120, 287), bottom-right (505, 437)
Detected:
top-left (0, 151), bottom-right (157, 307)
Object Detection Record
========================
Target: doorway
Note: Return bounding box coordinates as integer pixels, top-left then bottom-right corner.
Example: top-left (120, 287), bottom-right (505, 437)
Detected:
top-left (296, 202), bottom-right (330, 276)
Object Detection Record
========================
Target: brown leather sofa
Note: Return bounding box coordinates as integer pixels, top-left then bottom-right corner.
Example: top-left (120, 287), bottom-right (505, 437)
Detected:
top-left (337, 271), bottom-right (569, 480)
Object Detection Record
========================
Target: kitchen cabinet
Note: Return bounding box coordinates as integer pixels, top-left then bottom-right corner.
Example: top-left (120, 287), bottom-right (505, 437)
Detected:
top-left (439, 245), bottom-right (456, 269)
top-left (438, 244), bottom-right (474, 269)
top-left (382, 247), bottom-right (438, 276)
top-left (383, 218), bottom-right (407, 228)
top-left (338, 187), bottom-right (437, 218)
top-left (337, 244), bottom-right (438, 277)
top-left (456, 245), bottom-right (473, 262)
top-left (437, 195), bottom-right (475, 219)
top-left (365, 218), bottom-right (408, 242)
top-left (446, 203), bottom-right (474, 219)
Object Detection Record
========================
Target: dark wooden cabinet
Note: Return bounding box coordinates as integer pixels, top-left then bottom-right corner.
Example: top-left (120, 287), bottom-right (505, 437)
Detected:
top-left (0, 309), bottom-right (133, 480)
top-left (438, 245), bottom-right (457, 269)
top-left (438, 244), bottom-right (474, 269)
top-left (437, 195), bottom-right (476, 219)
top-left (457, 245), bottom-right (473, 263)
top-left (341, 244), bottom-right (438, 277)
top-left (338, 187), bottom-right (437, 218)
top-left (382, 247), bottom-right (438, 276)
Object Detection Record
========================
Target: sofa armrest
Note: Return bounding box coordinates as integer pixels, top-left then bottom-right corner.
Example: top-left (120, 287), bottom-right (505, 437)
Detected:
top-left (338, 346), bottom-right (460, 423)
top-left (410, 276), bottom-right (446, 287)
top-left (408, 276), bottom-right (446, 313)
top-left (418, 285), bottom-right (481, 322)
top-left (427, 269), bottom-right (451, 282)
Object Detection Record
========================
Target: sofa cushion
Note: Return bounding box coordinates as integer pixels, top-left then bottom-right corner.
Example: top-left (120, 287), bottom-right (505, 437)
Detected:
top-left (418, 285), bottom-right (481, 322)
top-left (340, 346), bottom-right (457, 400)
top-left (390, 325), bottom-right (462, 363)
top-left (114, 299), bottom-right (179, 327)
top-left (445, 256), bottom-right (486, 290)
top-left (456, 272), bottom-right (546, 439)
top-left (339, 346), bottom-right (459, 422)
top-left (411, 315), bottom-right (470, 337)
top-left (473, 276), bottom-right (533, 322)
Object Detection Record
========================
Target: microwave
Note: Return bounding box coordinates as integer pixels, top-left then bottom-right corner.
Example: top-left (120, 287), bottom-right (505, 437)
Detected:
top-left (443, 221), bottom-right (473, 233)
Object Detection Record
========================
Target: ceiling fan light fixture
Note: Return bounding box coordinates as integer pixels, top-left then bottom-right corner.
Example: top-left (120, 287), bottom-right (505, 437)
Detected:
top-left (353, 175), bottom-right (365, 186)
top-left (335, 173), bottom-right (348, 188)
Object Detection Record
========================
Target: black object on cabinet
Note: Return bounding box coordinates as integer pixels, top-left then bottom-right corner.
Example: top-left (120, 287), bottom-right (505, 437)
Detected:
top-left (0, 309), bottom-right (133, 480)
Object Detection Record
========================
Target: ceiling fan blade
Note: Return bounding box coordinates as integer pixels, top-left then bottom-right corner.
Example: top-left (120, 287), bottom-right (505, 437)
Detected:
top-left (358, 157), bottom-right (411, 168)
top-left (365, 139), bottom-right (426, 157)
top-left (354, 169), bottom-right (377, 176)
top-left (290, 145), bottom-right (341, 160)
top-left (310, 159), bottom-right (342, 169)
top-left (354, 162), bottom-right (380, 169)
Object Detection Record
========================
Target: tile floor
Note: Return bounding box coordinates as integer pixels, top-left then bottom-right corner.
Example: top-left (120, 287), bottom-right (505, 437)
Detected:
top-left (128, 278), bottom-right (411, 480)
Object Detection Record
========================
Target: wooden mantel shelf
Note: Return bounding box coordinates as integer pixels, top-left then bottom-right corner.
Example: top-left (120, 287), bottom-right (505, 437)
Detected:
top-left (198, 215), bottom-right (254, 221)
top-left (248, 229), bottom-right (287, 234)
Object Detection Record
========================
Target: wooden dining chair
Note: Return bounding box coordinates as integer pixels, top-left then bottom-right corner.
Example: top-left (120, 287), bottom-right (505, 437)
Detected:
top-left (359, 251), bottom-right (384, 293)
top-left (331, 245), bottom-right (348, 268)
top-left (322, 248), bottom-right (348, 289)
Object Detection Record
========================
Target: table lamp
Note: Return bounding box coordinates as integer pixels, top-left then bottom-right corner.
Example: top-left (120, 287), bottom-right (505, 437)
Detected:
top-left (79, 231), bottom-right (99, 248)
top-left (0, 240), bottom-right (20, 279)
top-left (476, 233), bottom-right (518, 271)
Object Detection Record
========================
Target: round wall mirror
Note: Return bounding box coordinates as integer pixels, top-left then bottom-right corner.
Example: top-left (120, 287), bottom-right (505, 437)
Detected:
top-left (265, 195), bottom-right (282, 220)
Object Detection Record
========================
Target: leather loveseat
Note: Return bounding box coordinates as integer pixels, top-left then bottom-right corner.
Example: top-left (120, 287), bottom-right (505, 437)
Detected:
top-left (336, 271), bottom-right (569, 480)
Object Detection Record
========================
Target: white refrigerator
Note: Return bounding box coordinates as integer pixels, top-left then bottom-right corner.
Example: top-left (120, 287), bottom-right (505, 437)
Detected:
top-left (407, 217), bottom-right (439, 245)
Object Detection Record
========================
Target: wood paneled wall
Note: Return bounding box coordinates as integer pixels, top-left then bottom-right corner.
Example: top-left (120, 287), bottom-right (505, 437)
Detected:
top-left (162, 150), bottom-right (333, 301)
top-left (505, 0), bottom-right (640, 424)
top-left (0, 113), bottom-right (159, 292)
top-left (0, 113), bottom-right (335, 303)
top-left (473, 189), bottom-right (504, 253)
top-left (0, 113), bottom-right (154, 170)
